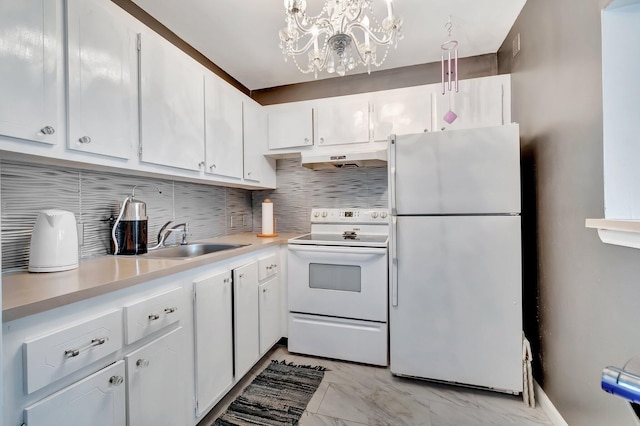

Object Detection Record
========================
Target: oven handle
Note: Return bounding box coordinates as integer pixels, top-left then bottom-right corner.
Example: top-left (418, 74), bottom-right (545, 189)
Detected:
top-left (288, 245), bottom-right (388, 256)
top-left (391, 216), bottom-right (398, 307)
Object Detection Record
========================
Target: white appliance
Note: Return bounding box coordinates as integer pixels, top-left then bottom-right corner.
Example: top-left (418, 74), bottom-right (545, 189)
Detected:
top-left (389, 124), bottom-right (523, 394)
top-left (28, 209), bottom-right (79, 273)
top-left (288, 208), bottom-right (389, 366)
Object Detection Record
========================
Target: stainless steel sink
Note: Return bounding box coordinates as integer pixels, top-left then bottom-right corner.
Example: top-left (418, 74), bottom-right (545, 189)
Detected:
top-left (141, 243), bottom-right (247, 259)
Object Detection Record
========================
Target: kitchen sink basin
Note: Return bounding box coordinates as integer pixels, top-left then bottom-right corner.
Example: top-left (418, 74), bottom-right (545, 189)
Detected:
top-left (141, 243), bottom-right (248, 259)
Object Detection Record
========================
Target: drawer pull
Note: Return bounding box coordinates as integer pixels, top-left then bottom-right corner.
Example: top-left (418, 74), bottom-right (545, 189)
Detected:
top-left (164, 307), bottom-right (177, 314)
top-left (109, 375), bottom-right (124, 386)
top-left (64, 337), bottom-right (108, 358)
top-left (148, 314), bottom-right (160, 321)
top-left (136, 359), bottom-right (149, 368)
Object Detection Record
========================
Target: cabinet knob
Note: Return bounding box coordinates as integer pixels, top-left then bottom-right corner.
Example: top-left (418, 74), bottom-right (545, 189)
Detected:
top-left (239, 273), bottom-right (245, 278)
top-left (136, 359), bottom-right (150, 368)
top-left (78, 136), bottom-right (91, 144)
top-left (247, 171), bottom-right (252, 176)
top-left (224, 278), bottom-right (230, 283)
top-left (263, 288), bottom-right (267, 293)
top-left (148, 314), bottom-right (160, 321)
top-left (109, 375), bottom-right (124, 386)
top-left (304, 137), bottom-right (309, 144)
top-left (198, 161), bottom-right (205, 167)
top-left (209, 164), bottom-right (216, 171)
top-left (164, 307), bottom-right (177, 314)
top-left (40, 126), bottom-right (55, 135)
top-left (319, 137), bottom-right (325, 144)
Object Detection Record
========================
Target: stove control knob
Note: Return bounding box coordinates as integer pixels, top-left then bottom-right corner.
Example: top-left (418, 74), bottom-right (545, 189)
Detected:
top-left (371, 211), bottom-right (379, 218)
top-left (313, 211), bottom-right (320, 218)
top-left (380, 211), bottom-right (388, 218)
top-left (321, 211), bottom-right (328, 218)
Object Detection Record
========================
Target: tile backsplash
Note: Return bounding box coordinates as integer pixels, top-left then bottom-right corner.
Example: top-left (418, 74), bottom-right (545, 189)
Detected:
top-left (1, 161), bottom-right (252, 272)
top-left (1, 158), bottom-right (388, 272)
top-left (252, 159), bottom-right (388, 234)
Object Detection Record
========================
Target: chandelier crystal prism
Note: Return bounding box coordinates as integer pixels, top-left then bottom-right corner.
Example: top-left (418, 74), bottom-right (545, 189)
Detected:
top-left (279, 0), bottom-right (403, 78)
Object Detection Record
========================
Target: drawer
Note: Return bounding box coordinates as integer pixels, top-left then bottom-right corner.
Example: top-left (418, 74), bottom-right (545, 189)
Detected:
top-left (24, 361), bottom-right (126, 426)
top-left (123, 287), bottom-right (183, 345)
top-left (23, 309), bottom-right (123, 394)
top-left (258, 253), bottom-right (278, 281)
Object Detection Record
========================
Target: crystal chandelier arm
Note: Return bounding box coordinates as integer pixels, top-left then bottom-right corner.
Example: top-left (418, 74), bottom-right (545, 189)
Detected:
top-left (346, 22), bottom-right (397, 46)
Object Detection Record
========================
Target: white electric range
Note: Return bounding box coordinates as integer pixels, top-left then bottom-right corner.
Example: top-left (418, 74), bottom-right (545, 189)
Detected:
top-left (287, 208), bottom-right (389, 366)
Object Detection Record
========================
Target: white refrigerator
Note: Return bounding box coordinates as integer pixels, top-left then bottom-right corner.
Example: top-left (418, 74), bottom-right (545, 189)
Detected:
top-left (388, 124), bottom-right (523, 394)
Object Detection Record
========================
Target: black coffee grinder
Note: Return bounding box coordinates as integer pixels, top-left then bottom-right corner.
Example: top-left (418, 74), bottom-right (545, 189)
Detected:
top-left (111, 185), bottom-right (160, 255)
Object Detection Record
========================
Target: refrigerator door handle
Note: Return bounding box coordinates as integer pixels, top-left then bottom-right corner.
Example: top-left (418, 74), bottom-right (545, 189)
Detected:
top-left (391, 216), bottom-right (398, 307)
top-left (389, 135), bottom-right (397, 215)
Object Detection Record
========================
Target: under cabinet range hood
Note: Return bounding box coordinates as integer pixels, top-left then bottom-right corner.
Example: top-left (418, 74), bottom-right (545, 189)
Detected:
top-left (301, 149), bottom-right (387, 170)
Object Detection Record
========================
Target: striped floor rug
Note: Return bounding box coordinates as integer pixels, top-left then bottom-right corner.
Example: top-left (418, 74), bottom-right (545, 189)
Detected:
top-left (214, 360), bottom-right (328, 426)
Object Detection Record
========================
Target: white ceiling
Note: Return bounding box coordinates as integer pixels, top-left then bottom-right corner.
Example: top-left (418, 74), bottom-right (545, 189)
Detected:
top-left (131, 0), bottom-right (526, 91)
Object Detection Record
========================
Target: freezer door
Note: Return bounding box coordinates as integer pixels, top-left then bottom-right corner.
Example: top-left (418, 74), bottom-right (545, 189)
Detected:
top-left (389, 215), bottom-right (523, 393)
top-left (390, 124), bottom-right (521, 214)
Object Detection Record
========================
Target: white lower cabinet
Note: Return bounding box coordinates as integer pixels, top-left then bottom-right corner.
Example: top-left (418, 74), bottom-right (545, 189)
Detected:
top-left (193, 270), bottom-right (234, 416)
top-left (126, 326), bottom-right (186, 426)
top-left (259, 277), bottom-right (281, 355)
top-left (23, 360), bottom-right (126, 426)
top-left (258, 252), bottom-right (281, 355)
top-left (233, 261), bottom-right (260, 378)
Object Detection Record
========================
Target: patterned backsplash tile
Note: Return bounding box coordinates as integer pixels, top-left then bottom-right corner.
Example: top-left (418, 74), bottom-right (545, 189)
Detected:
top-left (252, 159), bottom-right (388, 234)
top-left (1, 158), bottom-right (388, 271)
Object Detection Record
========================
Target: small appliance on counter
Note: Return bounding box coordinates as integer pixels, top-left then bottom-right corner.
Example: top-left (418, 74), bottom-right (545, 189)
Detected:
top-left (28, 209), bottom-right (79, 273)
top-left (111, 185), bottom-right (160, 255)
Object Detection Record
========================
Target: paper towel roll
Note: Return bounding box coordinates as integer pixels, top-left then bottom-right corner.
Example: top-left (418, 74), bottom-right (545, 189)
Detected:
top-left (262, 199), bottom-right (274, 235)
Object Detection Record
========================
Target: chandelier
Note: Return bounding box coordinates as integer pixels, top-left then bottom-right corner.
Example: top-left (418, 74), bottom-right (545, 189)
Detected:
top-left (279, 0), bottom-right (403, 78)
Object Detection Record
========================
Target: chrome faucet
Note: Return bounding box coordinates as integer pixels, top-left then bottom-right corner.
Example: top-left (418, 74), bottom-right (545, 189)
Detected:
top-left (154, 221), bottom-right (189, 248)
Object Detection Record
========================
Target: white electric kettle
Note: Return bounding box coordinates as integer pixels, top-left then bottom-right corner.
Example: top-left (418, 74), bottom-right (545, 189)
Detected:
top-left (28, 209), bottom-right (79, 273)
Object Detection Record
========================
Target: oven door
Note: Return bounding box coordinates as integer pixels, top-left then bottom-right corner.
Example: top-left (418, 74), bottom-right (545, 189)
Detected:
top-left (288, 244), bottom-right (388, 322)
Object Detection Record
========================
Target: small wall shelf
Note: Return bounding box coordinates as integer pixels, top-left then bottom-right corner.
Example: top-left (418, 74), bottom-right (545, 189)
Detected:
top-left (585, 219), bottom-right (640, 249)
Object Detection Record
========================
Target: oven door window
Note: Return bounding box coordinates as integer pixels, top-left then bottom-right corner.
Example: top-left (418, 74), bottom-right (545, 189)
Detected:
top-left (308, 263), bottom-right (361, 292)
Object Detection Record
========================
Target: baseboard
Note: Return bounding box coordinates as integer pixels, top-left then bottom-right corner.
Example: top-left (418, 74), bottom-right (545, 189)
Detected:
top-left (535, 381), bottom-right (569, 426)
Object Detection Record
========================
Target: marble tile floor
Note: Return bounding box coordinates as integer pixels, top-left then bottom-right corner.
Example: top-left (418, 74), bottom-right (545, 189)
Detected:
top-left (198, 345), bottom-right (553, 426)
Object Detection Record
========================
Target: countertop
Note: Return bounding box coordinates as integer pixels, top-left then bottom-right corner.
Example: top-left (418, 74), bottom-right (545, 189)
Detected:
top-left (2, 233), bottom-right (299, 322)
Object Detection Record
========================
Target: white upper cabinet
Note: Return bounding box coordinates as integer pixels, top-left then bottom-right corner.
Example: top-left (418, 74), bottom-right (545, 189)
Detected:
top-left (267, 102), bottom-right (314, 149)
top-left (244, 97), bottom-right (276, 188)
top-left (66, 0), bottom-right (137, 159)
top-left (432, 75), bottom-right (509, 132)
top-left (139, 32), bottom-right (204, 171)
top-left (204, 74), bottom-right (243, 178)
top-left (0, 0), bottom-right (60, 144)
top-left (370, 85), bottom-right (432, 141)
top-left (315, 96), bottom-right (370, 146)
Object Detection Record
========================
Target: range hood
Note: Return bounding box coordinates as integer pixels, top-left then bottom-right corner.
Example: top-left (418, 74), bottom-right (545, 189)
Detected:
top-left (301, 149), bottom-right (387, 170)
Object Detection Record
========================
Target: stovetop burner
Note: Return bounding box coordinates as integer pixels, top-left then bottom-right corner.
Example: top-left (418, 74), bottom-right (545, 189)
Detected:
top-left (343, 231), bottom-right (358, 240)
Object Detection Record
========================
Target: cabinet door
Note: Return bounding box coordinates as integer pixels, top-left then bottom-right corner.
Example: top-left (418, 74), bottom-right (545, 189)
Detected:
top-left (204, 74), bottom-right (243, 178)
top-left (259, 276), bottom-right (281, 355)
top-left (193, 270), bottom-right (233, 416)
top-left (370, 85), bottom-right (431, 141)
top-left (233, 261), bottom-right (260, 378)
top-left (267, 103), bottom-right (314, 149)
top-left (432, 76), bottom-right (506, 132)
top-left (316, 96), bottom-right (369, 146)
top-left (66, 0), bottom-right (136, 159)
top-left (0, 0), bottom-right (60, 144)
top-left (126, 327), bottom-right (186, 426)
top-left (244, 98), bottom-right (276, 187)
top-left (139, 33), bottom-right (204, 171)
top-left (24, 361), bottom-right (126, 426)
